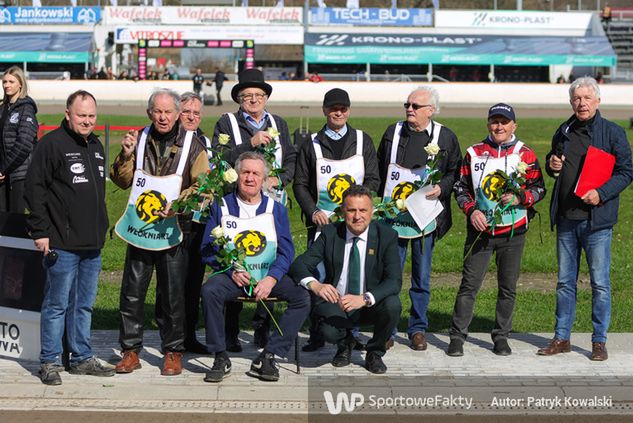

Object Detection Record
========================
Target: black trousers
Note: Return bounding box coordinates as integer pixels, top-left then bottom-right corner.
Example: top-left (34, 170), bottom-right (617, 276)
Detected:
top-left (201, 273), bottom-right (310, 358)
top-left (216, 85), bottom-right (223, 105)
top-left (0, 178), bottom-right (25, 213)
top-left (450, 230), bottom-right (526, 342)
top-left (312, 294), bottom-right (401, 357)
top-left (155, 226), bottom-right (207, 344)
top-left (119, 243), bottom-right (187, 353)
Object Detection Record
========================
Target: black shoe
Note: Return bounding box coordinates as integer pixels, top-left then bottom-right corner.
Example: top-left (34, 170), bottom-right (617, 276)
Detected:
top-left (447, 339), bottom-right (464, 357)
top-left (204, 354), bottom-right (231, 383)
top-left (365, 353), bottom-right (387, 374)
top-left (69, 356), bottom-right (115, 377)
top-left (301, 339), bottom-right (325, 352)
top-left (331, 342), bottom-right (353, 367)
top-left (493, 339), bottom-right (512, 356)
top-left (353, 337), bottom-right (366, 351)
top-left (253, 326), bottom-right (269, 349)
top-left (39, 363), bottom-right (63, 385)
top-left (247, 351), bottom-right (279, 382)
top-left (185, 339), bottom-right (210, 355)
top-left (226, 337), bottom-right (242, 353)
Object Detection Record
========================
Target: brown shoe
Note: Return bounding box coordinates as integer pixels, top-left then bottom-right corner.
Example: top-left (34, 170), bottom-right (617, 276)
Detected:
top-left (590, 342), bottom-right (608, 361)
top-left (410, 332), bottom-right (427, 351)
top-left (115, 350), bottom-right (141, 373)
top-left (537, 339), bottom-right (571, 356)
top-left (161, 352), bottom-right (183, 376)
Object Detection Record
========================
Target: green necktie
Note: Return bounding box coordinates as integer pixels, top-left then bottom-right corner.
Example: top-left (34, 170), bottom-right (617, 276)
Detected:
top-left (347, 237), bottom-right (361, 295)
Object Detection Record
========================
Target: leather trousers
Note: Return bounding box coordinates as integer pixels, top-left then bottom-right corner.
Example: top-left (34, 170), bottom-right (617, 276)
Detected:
top-left (119, 243), bottom-right (187, 353)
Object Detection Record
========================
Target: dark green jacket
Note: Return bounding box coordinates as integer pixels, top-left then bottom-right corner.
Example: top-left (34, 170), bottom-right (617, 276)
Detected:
top-left (289, 221), bottom-right (402, 304)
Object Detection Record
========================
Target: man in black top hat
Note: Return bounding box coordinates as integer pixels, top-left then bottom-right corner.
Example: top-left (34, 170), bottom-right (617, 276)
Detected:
top-left (293, 88), bottom-right (380, 352)
top-left (211, 68), bottom-right (296, 352)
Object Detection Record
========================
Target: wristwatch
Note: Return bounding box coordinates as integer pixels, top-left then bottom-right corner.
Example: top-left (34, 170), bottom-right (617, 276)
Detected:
top-left (363, 293), bottom-right (372, 307)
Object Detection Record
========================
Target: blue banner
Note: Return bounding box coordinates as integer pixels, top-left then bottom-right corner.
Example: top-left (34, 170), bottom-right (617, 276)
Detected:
top-left (305, 33), bottom-right (616, 67)
top-left (0, 7), bottom-right (101, 25)
top-left (309, 7), bottom-right (433, 27)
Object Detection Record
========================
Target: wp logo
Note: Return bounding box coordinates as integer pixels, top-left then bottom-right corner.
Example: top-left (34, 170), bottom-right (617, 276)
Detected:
top-left (323, 391), bottom-right (364, 415)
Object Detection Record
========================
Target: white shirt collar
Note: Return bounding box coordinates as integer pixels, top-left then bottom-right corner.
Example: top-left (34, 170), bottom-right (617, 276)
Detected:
top-left (345, 226), bottom-right (369, 243)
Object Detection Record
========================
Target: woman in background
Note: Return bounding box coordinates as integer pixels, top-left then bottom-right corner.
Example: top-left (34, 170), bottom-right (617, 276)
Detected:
top-left (0, 66), bottom-right (38, 213)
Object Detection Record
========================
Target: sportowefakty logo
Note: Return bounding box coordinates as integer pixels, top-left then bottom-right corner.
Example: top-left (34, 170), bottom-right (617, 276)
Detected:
top-left (323, 391), bottom-right (364, 415)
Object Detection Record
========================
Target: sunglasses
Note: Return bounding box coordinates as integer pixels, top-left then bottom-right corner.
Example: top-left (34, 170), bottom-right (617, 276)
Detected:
top-left (404, 103), bottom-right (432, 110)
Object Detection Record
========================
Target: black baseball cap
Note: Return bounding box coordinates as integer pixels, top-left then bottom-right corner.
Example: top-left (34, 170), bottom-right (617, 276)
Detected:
top-left (323, 88), bottom-right (351, 108)
top-left (488, 103), bottom-right (516, 121)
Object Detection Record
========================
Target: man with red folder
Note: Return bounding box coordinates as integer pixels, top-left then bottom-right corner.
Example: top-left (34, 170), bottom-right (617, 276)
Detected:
top-left (539, 77), bottom-right (633, 361)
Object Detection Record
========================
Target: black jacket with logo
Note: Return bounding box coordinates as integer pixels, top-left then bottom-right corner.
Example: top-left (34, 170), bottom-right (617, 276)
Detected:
top-left (24, 119), bottom-right (108, 250)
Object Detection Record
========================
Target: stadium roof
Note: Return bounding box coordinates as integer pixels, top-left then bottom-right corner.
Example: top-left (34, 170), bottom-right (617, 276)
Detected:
top-left (0, 32), bottom-right (93, 63)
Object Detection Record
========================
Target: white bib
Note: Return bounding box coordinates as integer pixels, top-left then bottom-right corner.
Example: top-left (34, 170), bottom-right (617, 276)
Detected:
top-left (220, 198), bottom-right (277, 283)
top-left (114, 126), bottom-right (193, 250)
top-left (468, 141), bottom-right (527, 229)
top-left (313, 129), bottom-right (365, 214)
top-left (381, 121), bottom-right (441, 238)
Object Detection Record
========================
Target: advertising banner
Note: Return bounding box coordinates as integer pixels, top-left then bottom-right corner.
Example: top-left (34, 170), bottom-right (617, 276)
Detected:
top-left (104, 6), bottom-right (302, 26)
top-left (0, 6), bottom-right (101, 25)
top-left (309, 7), bottom-right (432, 27)
top-left (305, 33), bottom-right (616, 66)
top-left (435, 10), bottom-right (592, 31)
top-left (116, 25), bottom-right (303, 45)
top-left (0, 32), bottom-right (93, 63)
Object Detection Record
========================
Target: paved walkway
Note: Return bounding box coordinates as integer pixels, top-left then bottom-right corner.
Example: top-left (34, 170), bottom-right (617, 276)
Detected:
top-left (2, 331), bottom-right (633, 418)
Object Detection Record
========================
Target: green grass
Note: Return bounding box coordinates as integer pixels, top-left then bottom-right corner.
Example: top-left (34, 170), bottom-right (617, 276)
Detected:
top-left (39, 113), bottom-right (633, 333)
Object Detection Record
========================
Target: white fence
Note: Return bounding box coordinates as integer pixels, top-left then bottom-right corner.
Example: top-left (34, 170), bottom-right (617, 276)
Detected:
top-left (28, 80), bottom-right (633, 108)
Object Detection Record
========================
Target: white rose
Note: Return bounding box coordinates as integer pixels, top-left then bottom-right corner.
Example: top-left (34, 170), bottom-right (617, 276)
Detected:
top-left (266, 127), bottom-right (280, 139)
top-left (223, 168), bottom-right (238, 183)
top-left (424, 144), bottom-right (441, 156)
top-left (218, 133), bottom-right (231, 145)
top-left (211, 225), bottom-right (224, 239)
top-left (516, 161), bottom-right (529, 175)
top-left (395, 199), bottom-right (407, 212)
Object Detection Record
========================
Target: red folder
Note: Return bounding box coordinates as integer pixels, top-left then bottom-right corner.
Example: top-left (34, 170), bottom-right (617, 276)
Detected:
top-left (574, 146), bottom-right (615, 198)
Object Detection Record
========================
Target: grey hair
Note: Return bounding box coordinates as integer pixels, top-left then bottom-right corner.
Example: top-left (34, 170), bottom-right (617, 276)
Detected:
top-left (410, 86), bottom-right (440, 114)
top-left (235, 151), bottom-right (270, 181)
top-left (147, 88), bottom-right (181, 113)
top-left (180, 91), bottom-right (202, 104)
top-left (569, 77), bottom-right (600, 100)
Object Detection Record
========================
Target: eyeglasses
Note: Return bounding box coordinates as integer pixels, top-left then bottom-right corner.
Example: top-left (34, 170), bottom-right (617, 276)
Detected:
top-left (404, 103), bottom-right (433, 110)
top-left (239, 93), bottom-right (267, 101)
top-left (181, 110), bottom-right (201, 118)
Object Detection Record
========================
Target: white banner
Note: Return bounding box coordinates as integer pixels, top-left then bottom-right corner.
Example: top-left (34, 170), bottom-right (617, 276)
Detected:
top-left (104, 6), bottom-right (303, 26)
top-left (0, 307), bottom-right (40, 362)
top-left (435, 10), bottom-right (592, 31)
top-left (115, 25), bottom-right (304, 45)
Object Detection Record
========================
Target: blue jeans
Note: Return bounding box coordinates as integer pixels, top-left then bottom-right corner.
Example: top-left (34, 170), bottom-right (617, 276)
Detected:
top-left (40, 249), bottom-right (101, 365)
top-left (399, 234), bottom-right (434, 337)
top-left (555, 218), bottom-right (613, 343)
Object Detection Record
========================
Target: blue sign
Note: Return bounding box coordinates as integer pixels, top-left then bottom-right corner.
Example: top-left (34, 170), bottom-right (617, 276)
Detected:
top-left (0, 7), bottom-right (101, 25)
top-left (309, 7), bottom-right (433, 27)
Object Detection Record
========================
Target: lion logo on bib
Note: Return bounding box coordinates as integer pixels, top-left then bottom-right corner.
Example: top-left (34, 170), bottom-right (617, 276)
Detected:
top-left (391, 182), bottom-right (416, 200)
top-left (234, 230), bottom-right (267, 257)
top-left (326, 173), bottom-right (356, 205)
top-left (135, 190), bottom-right (167, 224)
top-left (481, 171), bottom-right (506, 202)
